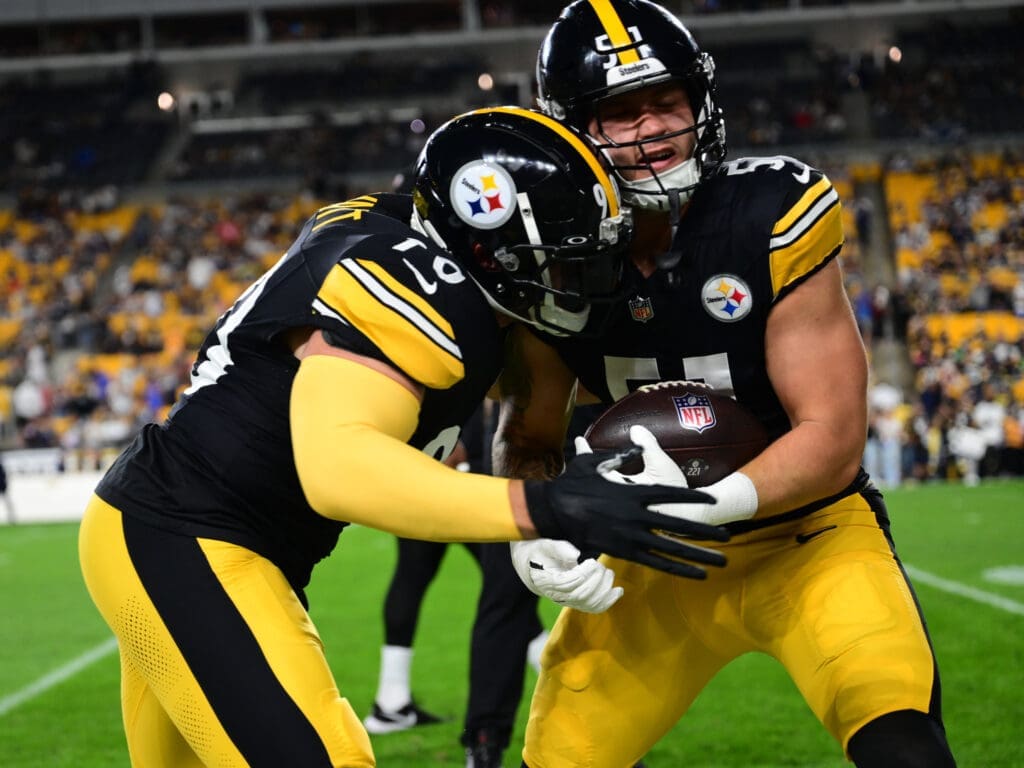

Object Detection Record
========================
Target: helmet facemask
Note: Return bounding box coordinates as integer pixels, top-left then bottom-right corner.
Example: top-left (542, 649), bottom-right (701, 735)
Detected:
top-left (485, 204), bottom-right (633, 335)
top-left (589, 55), bottom-right (725, 214)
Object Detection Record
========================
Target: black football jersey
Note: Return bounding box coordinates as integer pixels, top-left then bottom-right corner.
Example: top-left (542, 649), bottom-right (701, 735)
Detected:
top-left (97, 193), bottom-right (504, 592)
top-left (541, 156), bottom-right (868, 523)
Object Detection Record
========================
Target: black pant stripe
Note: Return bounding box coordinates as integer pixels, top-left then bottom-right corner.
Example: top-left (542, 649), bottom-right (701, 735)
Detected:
top-left (863, 488), bottom-right (946, 725)
top-left (123, 516), bottom-right (333, 767)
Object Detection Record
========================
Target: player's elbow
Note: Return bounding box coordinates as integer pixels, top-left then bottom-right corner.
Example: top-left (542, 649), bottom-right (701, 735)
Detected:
top-left (834, 450), bottom-right (865, 492)
top-left (829, 429), bottom-right (868, 492)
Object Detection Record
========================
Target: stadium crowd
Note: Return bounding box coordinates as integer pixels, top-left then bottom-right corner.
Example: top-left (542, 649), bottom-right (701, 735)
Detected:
top-left (2, 144), bottom-right (1021, 487)
top-left (1, 12), bottom-right (1022, 490)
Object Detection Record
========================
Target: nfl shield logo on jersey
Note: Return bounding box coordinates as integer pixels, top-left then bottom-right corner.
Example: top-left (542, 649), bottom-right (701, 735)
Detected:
top-left (672, 391), bottom-right (717, 433)
top-left (628, 295), bottom-right (654, 322)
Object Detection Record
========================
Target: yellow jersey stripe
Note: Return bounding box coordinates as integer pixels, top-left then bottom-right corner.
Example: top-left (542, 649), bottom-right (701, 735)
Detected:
top-left (473, 106), bottom-right (619, 217)
top-left (316, 260), bottom-right (464, 388)
top-left (355, 259), bottom-right (456, 347)
top-left (770, 184), bottom-right (840, 251)
top-left (589, 0), bottom-right (640, 64)
top-left (772, 177), bottom-right (832, 240)
top-left (769, 192), bottom-right (844, 297)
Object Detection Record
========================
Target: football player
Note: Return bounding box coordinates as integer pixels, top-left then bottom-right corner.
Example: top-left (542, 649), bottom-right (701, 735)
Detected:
top-left (498, 3), bottom-right (959, 767)
top-left (77, 106), bottom-right (733, 768)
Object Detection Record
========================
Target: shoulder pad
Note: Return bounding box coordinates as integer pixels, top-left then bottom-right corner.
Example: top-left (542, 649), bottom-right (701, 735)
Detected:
top-left (313, 229), bottom-right (471, 390)
top-left (716, 156), bottom-right (842, 299)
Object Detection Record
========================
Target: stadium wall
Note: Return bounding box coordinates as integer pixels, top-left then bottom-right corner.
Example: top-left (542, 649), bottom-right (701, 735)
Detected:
top-left (2, 470), bottom-right (102, 524)
top-left (1, 450), bottom-right (102, 523)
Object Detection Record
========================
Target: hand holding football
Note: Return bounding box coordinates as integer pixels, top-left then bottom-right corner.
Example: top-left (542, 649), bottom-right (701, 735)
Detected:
top-left (583, 381), bottom-right (771, 488)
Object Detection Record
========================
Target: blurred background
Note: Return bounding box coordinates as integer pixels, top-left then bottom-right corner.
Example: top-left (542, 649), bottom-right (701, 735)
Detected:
top-left (0, 0), bottom-right (1022, 515)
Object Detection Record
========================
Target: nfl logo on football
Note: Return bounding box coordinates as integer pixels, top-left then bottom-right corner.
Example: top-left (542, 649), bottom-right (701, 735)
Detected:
top-left (672, 392), bottom-right (717, 433)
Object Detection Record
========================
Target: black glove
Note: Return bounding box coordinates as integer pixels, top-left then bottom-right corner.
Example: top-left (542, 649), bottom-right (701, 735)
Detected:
top-left (524, 447), bottom-right (730, 580)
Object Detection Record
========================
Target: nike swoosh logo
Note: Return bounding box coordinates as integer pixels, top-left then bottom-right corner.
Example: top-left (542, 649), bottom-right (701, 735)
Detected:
top-left (404, 258), bottom-right (437, 294)
top-left (795, 525), bottom-right (837, 544)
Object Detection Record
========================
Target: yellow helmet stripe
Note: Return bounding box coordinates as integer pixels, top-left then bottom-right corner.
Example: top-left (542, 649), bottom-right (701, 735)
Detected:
top-left (588, 0), bottom-right (640, 64)
top-left (471, 106), bottom-right (619, 217)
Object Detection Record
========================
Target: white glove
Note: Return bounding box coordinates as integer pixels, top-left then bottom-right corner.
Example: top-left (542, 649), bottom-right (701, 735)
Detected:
top-left (580, 424), bottom-right (758, 525)
top-left (510, 538), bottom-right (623, 613)
top-left (575, 424), bottom-right (688, 487)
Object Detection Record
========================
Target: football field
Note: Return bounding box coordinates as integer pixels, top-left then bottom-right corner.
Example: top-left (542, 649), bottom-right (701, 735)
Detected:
top-left (1, 480), bottom-right (1021, 767)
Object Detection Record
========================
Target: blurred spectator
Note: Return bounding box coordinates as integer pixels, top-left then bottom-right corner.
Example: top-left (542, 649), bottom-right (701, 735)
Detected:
top-left (947, 414), bottom-right (986, 486)
top-left (12, 377), bottom-right (46, 429)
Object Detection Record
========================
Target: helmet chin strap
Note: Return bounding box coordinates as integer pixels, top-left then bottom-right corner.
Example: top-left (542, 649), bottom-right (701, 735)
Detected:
top-left (617, 157), bottom-right (700, 213)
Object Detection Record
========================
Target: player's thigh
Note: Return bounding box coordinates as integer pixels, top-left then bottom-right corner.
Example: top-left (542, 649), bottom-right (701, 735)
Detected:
top-left (771, 498), bottom-right (939, 752)
top-left (120, 654), bottom-right (205, 768)
top-left (79, 495), bottom-right (250, 766)
top-left (524, 561), bottom-right (728, 768)
top-left (81, 496), bottom-right (374, 767)
top-left (191, 536), bottom-right (374, 767)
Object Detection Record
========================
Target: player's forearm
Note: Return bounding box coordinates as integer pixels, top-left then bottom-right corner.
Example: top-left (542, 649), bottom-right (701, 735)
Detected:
top-left (492, 434), bottom-right (565, 480)
top-left (742, 420), bottom-right (863, 517)
top-left (291, 354), bottom-right (529, 541)
top-left (492, 324), bottom-right (575, 480)
top-left (755, 259), bottom-right (868, 515)
top-left (491, 389), bottom-right (568, 480)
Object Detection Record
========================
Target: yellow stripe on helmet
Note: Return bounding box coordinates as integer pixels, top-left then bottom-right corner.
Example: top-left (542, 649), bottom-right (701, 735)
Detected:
top-left (588, 0), bottom-right (640, 64)
top-left (470, 106), bottom-right (619, 217)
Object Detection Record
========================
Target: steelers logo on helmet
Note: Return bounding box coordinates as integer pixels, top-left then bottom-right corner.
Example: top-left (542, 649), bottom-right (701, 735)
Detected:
top-left (701, 274), bottom-right (753, 322)
top-left (449, 161), bottom-right (517, 230)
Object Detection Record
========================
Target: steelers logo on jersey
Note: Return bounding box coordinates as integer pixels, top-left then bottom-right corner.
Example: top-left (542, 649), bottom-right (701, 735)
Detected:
top-left (449, 161), bottom-right (517, 230)
top-left (701, 274), bottom-right (753, 322)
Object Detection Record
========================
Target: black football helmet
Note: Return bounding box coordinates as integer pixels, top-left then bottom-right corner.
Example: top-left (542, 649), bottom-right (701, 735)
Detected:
top-left (412, 106), bottom-right (632, 336)
top-left (536, 0), bottom-right (726, 213)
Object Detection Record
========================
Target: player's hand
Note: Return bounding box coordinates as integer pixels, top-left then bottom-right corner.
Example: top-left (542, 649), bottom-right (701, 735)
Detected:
top-left (580, 424), bottom-right (758, 527)
top-left (510, 539), bottom-right (623, 613)
top-left (652, 471), bottom-right (759, 526)
top-left (575, 425), bottom-right (688, 488)
top-left (524, 448), bottom-right (730, 580)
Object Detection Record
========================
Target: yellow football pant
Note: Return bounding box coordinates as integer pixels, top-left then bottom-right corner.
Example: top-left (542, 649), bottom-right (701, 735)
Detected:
top-left (79, 495), bottom-right (374, 767)
top-left (523, 492), bottom-right (939, 768)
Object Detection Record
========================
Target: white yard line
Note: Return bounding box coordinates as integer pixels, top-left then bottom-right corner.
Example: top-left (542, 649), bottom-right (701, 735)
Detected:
top-left (0, 636), bottom-right (117, 717)
top-left (905, 564), bottom-right (1024, 617)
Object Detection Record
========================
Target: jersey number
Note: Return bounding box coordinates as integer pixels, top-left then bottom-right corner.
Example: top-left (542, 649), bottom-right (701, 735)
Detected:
top-left (420, 425), bottom-right (461, 463)
top-left (603, 353), bottom-right (734, 401)
top-left (722, 155), bottom-right (811, 184)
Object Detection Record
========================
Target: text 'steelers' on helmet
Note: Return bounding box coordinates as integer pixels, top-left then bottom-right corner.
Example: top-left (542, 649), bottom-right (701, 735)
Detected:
top-left (536, 0), bottom-right (727, 213)
top-left (411, 106), bottom-right (633, 336)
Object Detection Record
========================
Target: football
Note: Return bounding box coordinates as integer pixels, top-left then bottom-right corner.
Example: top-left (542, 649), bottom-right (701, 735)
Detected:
top-left (583, 381), bottom-right (771, 488)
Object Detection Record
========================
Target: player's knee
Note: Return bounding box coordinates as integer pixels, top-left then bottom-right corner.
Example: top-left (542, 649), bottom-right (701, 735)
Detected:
top-left (848, 710), bottom-right (956, 768)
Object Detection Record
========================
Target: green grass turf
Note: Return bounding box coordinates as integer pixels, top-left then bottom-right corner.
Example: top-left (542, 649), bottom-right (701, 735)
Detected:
top-left (0, 479), bottom-right (1021, 766)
